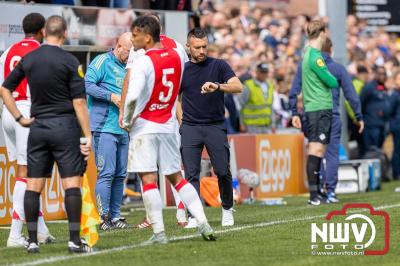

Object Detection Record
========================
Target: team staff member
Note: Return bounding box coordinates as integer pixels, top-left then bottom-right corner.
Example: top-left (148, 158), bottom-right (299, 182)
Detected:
top-left (85, 32), bottom-right (131, 230)
top-left (1, 15), bottom-right (92, 253)
top-left (291, 20), bottom-right (338, 205)
top-left (289, 38), bottom-right (364, 203)
top-left (179, 28), bottom-right (243, 228)
top-left (0, 12), bottom-right (54, 247)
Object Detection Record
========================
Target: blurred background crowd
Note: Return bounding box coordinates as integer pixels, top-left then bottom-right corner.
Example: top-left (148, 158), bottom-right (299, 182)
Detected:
top-left (3, 0), bottom-right (399, 177)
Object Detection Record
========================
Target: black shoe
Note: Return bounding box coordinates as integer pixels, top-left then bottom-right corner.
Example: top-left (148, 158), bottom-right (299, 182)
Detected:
top-left (26, 241), bottom-right (39, 253)
top-left (111, 217), bottom-right (128, 229)
top-left (68, 239), bottom-right (93, 253)
top-left (99, 215), bottom-right (113, 231)
top-left (308, 194), bottom-right (330, 206)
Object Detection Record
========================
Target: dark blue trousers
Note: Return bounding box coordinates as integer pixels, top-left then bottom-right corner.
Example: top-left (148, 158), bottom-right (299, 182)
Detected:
top-left (180, 123), bottom-right (233, 210)
top-left (392, 129), bottom-right (400, 179)
top-left (320, 115), bottom-right (341, 193)
top-left (363, 125), bottom-right (385, 152)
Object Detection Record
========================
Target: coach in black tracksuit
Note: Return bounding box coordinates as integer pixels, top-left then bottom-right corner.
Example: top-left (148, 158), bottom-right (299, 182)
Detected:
top-left (179, 28), bottom-right (243, 227)
top-left (1, 16), bottom-right (92, 253)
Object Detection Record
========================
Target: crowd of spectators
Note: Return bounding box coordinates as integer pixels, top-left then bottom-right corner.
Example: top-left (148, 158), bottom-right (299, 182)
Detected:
top-left (195, 1), bottom-right (399, 178)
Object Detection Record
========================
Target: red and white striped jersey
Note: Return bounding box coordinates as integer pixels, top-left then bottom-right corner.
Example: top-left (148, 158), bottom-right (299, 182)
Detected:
top-left (0, 38), bottom-right (40, 101)
top-left (124, 46), bottom-right (185, 137)
top-left (126, 34), bottom-right (188, 69)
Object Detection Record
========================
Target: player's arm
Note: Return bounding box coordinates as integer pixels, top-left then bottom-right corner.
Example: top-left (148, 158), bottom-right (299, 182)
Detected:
top-left (289, 62), bottom-right (303, 129)
top-left (85, 58), bottom-right (120, 108)
top-left (0, 59), bottom-right (33, 127)
top-left (310, 54), bottom-right (338, 88)
top-left (289, 61), bottom-right (302, 116)
top-left (176, 93), bottom-right (183, 125)
top-left (119, 68), bottom-right (131, 127)
top-left (70, 60), bottom-right (92, 160)
top-left (0, 48), bottom-right (8, 118)
top-left (339, 65), bottom-right (364, 133)
top-left (123, 58), bottom-right (147, 129)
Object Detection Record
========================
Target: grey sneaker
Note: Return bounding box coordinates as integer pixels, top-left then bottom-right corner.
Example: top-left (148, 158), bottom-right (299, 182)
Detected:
top-left (198, 222), bottom-right (216, 241)
top-left (141, 232), bottom-right (169, 246)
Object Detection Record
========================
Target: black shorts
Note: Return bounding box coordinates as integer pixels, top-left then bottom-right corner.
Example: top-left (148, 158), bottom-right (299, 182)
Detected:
top-left (27, 116), bottom-right (85, 178)
top-left (305, 110), bottom-right (332, 145)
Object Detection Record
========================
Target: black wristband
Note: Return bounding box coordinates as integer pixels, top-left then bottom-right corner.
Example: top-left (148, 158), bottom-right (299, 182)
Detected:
top-left (15, 115), bottom-right (23, 122)
top-left (215, 82), bottom-right (221, 91)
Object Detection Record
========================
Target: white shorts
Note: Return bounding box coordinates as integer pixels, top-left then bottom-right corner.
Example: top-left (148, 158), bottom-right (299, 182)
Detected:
top-left (2, 101), bottom-right (30, 165)
top-left (128, 133), bottom-right (181, 175)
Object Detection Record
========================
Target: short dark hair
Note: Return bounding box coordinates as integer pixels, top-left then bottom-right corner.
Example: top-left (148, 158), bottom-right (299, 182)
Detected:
top-left (187, 28), bottom-right (207, 40)
top-left (131, 16), bottom-right (160, 43)
top-left (45, 15), bottom-right (67, 38)
top-left (141, 11), bottom-right (161, 24)
top-left (22, 13), bottom-right (45, 35)
top-left (357, 65), bottom-right (368, 74)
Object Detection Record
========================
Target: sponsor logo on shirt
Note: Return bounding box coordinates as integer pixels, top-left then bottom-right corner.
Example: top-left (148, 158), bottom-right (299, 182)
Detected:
top-left (316, 58), bottom-right (325, 67)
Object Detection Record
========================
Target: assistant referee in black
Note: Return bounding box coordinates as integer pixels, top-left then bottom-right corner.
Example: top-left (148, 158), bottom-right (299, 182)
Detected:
top-left (179, 28), bottom-right (243, 227)
top-left (1, 15), bottom-right (92, 253)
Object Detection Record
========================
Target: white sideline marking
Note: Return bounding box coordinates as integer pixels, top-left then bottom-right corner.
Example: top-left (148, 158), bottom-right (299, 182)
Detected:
top-left (10, 203), bottom-right (400, 266)
top-left (0, 227), bottom-right (11, 230)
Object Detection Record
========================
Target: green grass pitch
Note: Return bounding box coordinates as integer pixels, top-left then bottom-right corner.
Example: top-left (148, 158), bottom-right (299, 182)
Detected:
top-left (0, 181), bottom-right (399, 266)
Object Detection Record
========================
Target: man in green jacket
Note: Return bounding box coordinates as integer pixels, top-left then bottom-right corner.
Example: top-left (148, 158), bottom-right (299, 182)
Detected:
top-left (292, 20), bottom-right (338, 205)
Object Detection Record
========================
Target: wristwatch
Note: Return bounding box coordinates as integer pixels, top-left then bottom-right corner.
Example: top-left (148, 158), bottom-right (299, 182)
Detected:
top-left (215, 82), bottom-right (221, 91)
top-left (15, 114), bottom-right (23, 122)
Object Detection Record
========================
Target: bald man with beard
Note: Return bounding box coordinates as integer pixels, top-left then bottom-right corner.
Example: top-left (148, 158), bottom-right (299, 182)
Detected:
top-left (85, 32), bottom-right (132, 231)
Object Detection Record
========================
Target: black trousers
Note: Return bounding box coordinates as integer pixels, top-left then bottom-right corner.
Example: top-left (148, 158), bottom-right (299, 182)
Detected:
top-left (180, 123), bottom-right (233, 210)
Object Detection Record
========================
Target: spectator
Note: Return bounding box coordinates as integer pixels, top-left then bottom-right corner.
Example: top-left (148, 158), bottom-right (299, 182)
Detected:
top-left (390, 71), bottom-right (400, 180)
top-left (360, 66), bottom-right (392, 155)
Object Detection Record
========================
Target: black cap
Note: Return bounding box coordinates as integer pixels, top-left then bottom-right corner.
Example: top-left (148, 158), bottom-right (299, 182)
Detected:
top-left (257, 63), bottom-right (269, 73)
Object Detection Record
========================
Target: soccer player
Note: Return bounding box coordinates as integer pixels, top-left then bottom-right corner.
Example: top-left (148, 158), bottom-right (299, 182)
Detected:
top-left (1, 15), bottom-right (92, 253)
top-left (289, 38), bottom-right (364, 203)
top-left (123, 16), bottom-right (215, 244)
top-left (0, 12), bottom-right (54, 247)
top-left (119, 12), bottom-right (188, 228)
top-left (85, 32), bottom-right (132, 230)
top-left (291, 20), bottom-right (338, 205)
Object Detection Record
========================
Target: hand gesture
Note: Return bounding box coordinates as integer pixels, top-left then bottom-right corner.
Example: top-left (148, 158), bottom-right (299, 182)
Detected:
top-left (201, 82), bottom-right (219, 94)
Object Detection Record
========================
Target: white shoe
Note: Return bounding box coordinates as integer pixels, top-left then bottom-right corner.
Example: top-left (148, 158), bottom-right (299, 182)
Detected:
top-left (221, 208), bottom-right (234, 227)
top-left (7, 236), bottom-right (28, 248)
top-left (184, 217), bottom-right (198, 229)
top-left (38, 232), bottom-right (56, 244)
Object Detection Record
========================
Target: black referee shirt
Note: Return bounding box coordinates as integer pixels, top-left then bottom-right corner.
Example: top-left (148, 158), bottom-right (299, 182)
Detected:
top-left (180, 57), bottom-right (236, 125)
top-left (2, 44), bottom-right (86, 118)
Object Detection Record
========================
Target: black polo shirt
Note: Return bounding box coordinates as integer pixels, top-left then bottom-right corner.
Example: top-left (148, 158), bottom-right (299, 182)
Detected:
top-left (3, 44), bottom-right (86, 118)
top-left (180, 57), bottom-right (236, 125)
